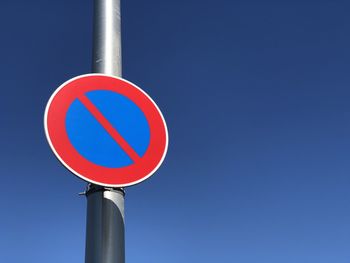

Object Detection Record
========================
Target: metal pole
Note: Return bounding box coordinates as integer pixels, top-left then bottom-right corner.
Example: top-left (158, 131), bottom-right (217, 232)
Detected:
top-left (85, 1), bottom-right (125, 263)
top-left (92, 0), bottom-right (122, 76)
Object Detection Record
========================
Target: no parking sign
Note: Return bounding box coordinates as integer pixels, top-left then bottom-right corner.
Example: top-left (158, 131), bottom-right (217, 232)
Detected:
top-left (44, 74), bottom-right (168, 187)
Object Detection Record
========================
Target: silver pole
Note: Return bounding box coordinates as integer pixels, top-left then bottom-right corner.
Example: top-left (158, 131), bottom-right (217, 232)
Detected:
top-left (85, 186), bottom-right (125, 263)
top-left (92, 0), bottom-right (122, 76)
top-left (85, 1), bottom-right (125, 263)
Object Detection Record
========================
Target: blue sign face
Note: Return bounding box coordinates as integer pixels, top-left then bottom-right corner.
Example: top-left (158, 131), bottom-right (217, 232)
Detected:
top-left (65, 90), bottom-right (151, 168)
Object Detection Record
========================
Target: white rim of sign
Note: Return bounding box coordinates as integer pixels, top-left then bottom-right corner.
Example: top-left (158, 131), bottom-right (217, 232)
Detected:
top-left (44, 73), bottom-right (169, 188)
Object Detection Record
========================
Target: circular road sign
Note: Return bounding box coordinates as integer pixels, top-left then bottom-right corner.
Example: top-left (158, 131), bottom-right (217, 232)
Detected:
top-left (44, 74), bottom-right (168, 187)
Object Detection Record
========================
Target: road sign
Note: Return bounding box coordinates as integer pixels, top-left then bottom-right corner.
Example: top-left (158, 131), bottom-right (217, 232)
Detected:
top-left (44, 74), bottom-right (168, 187)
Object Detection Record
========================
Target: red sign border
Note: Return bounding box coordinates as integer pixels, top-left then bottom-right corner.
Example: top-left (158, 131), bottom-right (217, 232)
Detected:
top-left (44, 74), bottom-right (168, 187)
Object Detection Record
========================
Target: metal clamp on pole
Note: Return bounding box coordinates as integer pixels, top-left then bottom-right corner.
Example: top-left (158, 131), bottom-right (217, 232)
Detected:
top-left (85, 1), bottom-right (125, 263)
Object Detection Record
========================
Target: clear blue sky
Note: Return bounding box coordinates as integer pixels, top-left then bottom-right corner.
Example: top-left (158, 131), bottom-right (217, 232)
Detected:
top-left (1, 0), bottom-right (350, 262)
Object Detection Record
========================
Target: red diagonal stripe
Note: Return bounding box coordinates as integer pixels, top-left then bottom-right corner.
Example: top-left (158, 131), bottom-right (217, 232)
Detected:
top-left (78, 94), bottom-right (141, 163)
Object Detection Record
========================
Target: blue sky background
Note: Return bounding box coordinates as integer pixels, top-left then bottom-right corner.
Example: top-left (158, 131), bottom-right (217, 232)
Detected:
top-left (1, 0), bottom-right (350, 262)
